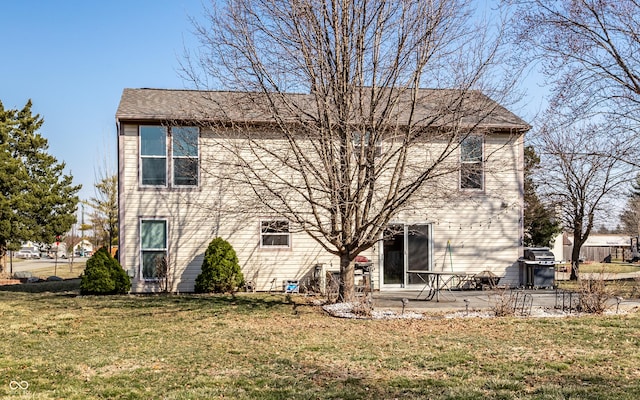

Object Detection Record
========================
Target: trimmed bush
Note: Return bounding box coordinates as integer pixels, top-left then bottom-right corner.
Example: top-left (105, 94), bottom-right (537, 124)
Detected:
top-left (80, 247), bottom-right (131, 295)
top-left (195, 237), bottom-right (244, 293)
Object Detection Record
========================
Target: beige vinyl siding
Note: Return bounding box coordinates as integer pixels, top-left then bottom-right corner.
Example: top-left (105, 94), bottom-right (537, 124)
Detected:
top-left (120, 124), bottom-right (347, 292)
top-left (425, 132), bottom-right (522, 285)
top-left (379, 132), bottom-right (523, 287)
top-left (119, 122), bottom-right (523, 292)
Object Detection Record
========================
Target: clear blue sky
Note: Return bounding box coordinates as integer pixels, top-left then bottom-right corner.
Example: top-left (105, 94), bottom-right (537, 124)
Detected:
top-left (1, 0), bottom-right (203, 202)
top-left (2, 1), bottom-right (545, 205)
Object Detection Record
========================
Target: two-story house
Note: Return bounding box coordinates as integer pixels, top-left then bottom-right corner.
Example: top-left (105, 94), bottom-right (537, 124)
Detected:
top-left (116, 88), bottom-right (529, 293)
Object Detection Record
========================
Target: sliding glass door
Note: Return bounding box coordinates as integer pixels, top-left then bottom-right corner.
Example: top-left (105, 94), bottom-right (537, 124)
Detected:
top-left (382, 224), bottom-right (432, 287)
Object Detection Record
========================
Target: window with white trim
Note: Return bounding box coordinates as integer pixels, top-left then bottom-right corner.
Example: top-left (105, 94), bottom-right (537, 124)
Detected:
top-left (140, 219), bottom-right (167, 279)
top-left (260, 220), bottom-right (290, 248)
top-left (139, 125), bottom-right (199, 187)
top-left (460, 135), bottom-right (483, 190)
top-left (140, 126), bottom-right (167, 186)
top-left (172, 127), bottom-right (199, 186)
top-left (353, 130), bottom-right (381, 157)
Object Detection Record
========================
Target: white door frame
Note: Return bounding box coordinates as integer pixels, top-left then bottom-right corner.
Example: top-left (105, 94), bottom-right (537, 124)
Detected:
top-left (379, 223), bottom-right (433, 290)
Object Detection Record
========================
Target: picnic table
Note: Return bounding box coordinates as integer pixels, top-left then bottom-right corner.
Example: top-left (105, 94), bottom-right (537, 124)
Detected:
top-left (408, 271), bottom-right (475, 302)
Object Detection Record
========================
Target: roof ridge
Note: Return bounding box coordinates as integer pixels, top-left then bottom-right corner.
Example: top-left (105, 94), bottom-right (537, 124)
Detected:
top-left (116, 87), bottom-right (530, 130)
top-left (125, 87), bottom-right (480, 95)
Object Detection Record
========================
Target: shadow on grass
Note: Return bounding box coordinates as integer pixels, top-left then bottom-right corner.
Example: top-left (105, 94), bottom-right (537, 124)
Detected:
top-left (0, 279), bottom-right (302, 316)
top-left (84, 292), bottom-right (298, 316)
top-left (0, 278), bottom-right (81, 293)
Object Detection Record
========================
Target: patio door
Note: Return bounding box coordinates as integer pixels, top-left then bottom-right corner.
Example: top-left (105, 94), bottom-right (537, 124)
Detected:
top-left (382, 224), bottom-right (432, 288)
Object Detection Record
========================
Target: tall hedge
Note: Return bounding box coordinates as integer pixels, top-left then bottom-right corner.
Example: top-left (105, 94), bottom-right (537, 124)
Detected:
top-left (195, 237), bottom-right (244, 293)
top-left (80, 247), bottom-right (131, 295)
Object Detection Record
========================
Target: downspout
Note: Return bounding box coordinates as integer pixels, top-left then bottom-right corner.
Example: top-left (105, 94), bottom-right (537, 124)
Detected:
top-left (116, 118), bottom-right (126, 278)
top-left (518, 129), bottom-right (525, 256)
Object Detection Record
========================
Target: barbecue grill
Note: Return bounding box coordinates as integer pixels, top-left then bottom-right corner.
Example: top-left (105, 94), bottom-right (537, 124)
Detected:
top-left (519, 247), bottom-right (556, 288)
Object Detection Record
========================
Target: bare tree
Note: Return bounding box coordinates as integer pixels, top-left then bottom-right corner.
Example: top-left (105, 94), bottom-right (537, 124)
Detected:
top-left (507, 0), bottom-right (640, 166)
top-left (182, 0), bottom-right (523, 301)
top-left (87, 174), bottom-right (118, 253)
top-left (508, 0), bottom-right (640, 122)
top-left (507, 0), bottom-right (640, 278)
top-left (86, 138), bottom-right (118, 254)
top-left (536, 117), bottom-right (633, 280)
top-left (155, 255), bottom-right (173, 293)
top-left (63, 229), bottom-right (83, 266)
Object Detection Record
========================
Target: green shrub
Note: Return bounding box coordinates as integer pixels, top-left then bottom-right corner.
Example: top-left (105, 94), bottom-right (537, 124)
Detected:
top-left (195, 237), bottom-right (244, 293)
top-left (80, 247), bottom-right (131, 295)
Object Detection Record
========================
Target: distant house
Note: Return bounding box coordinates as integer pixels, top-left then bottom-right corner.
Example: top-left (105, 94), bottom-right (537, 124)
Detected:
top-left (48, 242), bottom-right (67, 258)
top-left (563, 233), bottom-right (633, 263)
top-left (73, 239), bottom-right (94, 256)
top-left (116, 88), bottom-right (530, 293)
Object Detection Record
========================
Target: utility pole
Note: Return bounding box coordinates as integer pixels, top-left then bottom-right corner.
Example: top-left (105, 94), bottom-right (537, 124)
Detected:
top-left (80, 204), bottom-right (86, 245)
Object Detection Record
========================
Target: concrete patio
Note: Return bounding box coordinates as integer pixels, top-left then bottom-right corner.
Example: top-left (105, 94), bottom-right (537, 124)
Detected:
top-left (371, 287), bottom-right (640, 315)
top-left (370, 271), bottom-right (640, 314)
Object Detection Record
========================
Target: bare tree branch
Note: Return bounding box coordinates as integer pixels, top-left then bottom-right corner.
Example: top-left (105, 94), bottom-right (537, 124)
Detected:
top-left (181, 0), bottom-right (525, 300)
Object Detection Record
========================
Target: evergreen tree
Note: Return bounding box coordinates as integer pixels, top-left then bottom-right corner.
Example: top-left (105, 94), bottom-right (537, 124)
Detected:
top-left (0, 100), bottom-right (81, 268)
top-left (620, 173), bottom-right (640, 236)
top-left (195, 237), bottom-right (244, 293)
top-left (80, 247), bottom-right (130, 295)
top-left (523, 146), bottom-right (562, 247)
top-left (630, 173), bottom-right (640, 198)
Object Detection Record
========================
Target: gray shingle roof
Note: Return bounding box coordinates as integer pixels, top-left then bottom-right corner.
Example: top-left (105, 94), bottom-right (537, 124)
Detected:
top-left (116, 88), bottom-right (530, 132)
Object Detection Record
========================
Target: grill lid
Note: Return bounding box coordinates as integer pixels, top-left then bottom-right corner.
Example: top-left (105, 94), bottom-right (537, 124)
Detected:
top-left (522, 247), bottom-right (555, 263)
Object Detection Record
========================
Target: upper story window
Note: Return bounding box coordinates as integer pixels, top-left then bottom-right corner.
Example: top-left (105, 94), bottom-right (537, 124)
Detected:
top-left (353, 130), bottom-right (381, 157)
top-left (140, 126), bottom-right (167, 186)
top-left (460, 135), bottom-right (483, 190)
top-left (260, 220), bottom-right (291, 248)
top-left (139, 125), bottom-right (199, 187)
top-left (172, 127), bottom-right (199, 186)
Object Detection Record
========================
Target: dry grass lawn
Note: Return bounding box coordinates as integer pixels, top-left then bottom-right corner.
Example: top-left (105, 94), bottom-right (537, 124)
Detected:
top-left (1, 287), bottom-right (640, 399)
top-left (565, 261), bottom-right (640, 274)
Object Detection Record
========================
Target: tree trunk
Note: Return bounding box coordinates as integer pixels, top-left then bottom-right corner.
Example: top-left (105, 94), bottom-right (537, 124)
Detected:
top-left (338, 253), bottom-right (355, 303)
top-left (0, 240), bottom-right (6, 274)
top-left (570, 235), bottom-right (582, 281)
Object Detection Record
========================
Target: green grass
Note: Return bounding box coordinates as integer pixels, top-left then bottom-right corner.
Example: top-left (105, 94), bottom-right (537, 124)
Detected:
top-left (555, 263), bottom-right (640, 297)
top-left (1, 291), bottom-right (640, 399)
top-left (557, 278), bottom-right (640, 298)
top-left (3, 260), bottom-right (85, 280)
top-left (558, 261), bottom-right (640, 274)
top-left (0, 278), bottom-right (81, 293)
top-left (29, 262), bottom-right (86, 280)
